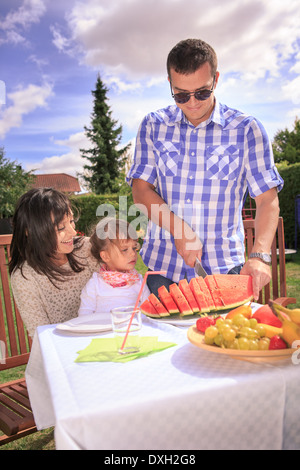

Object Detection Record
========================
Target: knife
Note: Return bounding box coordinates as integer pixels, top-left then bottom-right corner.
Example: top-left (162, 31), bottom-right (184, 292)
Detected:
top-left (194, 257), bottom-right (208, 278)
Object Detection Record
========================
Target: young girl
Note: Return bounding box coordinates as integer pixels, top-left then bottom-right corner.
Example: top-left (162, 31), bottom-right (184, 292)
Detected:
top-left (10, 188), bottom-right (100, 338)
top-left (78, 217), bottom-right (150, 315)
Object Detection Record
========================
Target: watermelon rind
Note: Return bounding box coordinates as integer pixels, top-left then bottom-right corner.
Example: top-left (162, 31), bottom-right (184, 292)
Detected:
top-left (178, 279), bottom-right (200, 313)
top-left (140, 298), bottom-right (161, 318)
top-left (189, 278), bottom-right (210, 313)
top-left (157, 285), bottom-right (179, 315)
top-left (193, 277), bottom-right (215, 312)
top-left (169, 283), bottom-right (194, 316)
top-left (148, 293), bottom-right (170, 317)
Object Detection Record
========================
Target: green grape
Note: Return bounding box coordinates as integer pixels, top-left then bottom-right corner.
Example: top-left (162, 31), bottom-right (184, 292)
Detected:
top-left (232, 314), bottom-right (248, 327)
top-left (205, 325), bottom-right (218, 339)
top-left (218, 322), bottom-right (231, 334)
top-left (239, 327), bottom-right (259, 339)
top-left (204, 335), bottom-right (215, 345)
top-left (222, 328), bottom-right (236, 342)
top-left (249, 318), bottom-right (258, 329)
top-left (214, 334), bottom-right (223, 347)
top-left (215, 318), bottom-right (225, 328)
top-left (243, 318), bottom-right (251, 328)
top-left (224, 318), bottom-right (233, 325)
top-left (230, 338), bottom-right (239, 349)
top-left (238, 336), bottom-right (250, 350)
top-left (248, 339), bottom-right (259, 350)
top-left (231, 324), bottom-right (240, 334)
top-left (256, 324), bottom-right (266, 337)
top-left (258, 338), bottom-right (270, 350)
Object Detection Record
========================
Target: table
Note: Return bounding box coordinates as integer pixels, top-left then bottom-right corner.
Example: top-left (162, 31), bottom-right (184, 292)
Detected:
top-left (25, 315), bottom-right (300, 450)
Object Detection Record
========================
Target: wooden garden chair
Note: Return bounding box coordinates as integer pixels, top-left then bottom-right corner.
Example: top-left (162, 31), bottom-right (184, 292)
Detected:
top-left (0, 234), bottom-right (37, 445)
top-left (243, 217), bottom-right (296, 306)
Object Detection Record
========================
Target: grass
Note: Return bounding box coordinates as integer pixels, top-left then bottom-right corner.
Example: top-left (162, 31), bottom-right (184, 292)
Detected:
top-left (1, 252), bottom-right (299, 450)
top-left (285, 250), bottom-right (300, 308)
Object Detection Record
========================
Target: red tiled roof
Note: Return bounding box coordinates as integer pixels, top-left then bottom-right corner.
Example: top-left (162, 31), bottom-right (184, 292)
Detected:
top-left (31, 173), bottom-right (81, 193)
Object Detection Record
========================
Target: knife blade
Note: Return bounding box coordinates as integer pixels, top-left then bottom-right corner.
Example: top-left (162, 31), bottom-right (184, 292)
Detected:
top-left (194, 258), bottom-right (208, 278)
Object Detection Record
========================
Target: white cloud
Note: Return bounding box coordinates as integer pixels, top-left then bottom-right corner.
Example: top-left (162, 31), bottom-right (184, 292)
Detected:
top-left (0, 82), bottom-right (53, 138)
top-left (63, 0), bottom-right (300, 81)
top-left (50, 25), bottom-right (71, 52)
top-left (282, 76), bottom-right (300, 104)
top-left (290, 51), bottom-right (300, 74)
top-left (26, 131), bottom-right (91, 177)
top-left (0, 0), bottom-right (46, 45)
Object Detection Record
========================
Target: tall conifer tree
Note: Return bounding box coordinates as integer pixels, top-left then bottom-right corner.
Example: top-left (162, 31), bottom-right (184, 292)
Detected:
top-left (80, 75), bottom-right (130, 193)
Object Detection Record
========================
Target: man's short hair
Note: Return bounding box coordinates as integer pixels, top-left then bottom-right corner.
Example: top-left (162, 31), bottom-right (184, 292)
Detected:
top-left (167, 39), bottom-right (218, 78)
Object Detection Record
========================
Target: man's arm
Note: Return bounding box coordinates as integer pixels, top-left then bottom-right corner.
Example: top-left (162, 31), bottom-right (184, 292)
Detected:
top-left (240, 187), bottom-right (280, 300)
top-left (131, 178), bottom-right (202, 267)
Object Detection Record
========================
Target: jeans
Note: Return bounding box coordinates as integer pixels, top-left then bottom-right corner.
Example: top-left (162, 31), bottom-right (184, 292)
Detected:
top-left (146, 271), bottom-right (175, 297)
top-left (227, 264), bottom-right (244, 274)
top-left (146, 264), bottom-right (244, 296)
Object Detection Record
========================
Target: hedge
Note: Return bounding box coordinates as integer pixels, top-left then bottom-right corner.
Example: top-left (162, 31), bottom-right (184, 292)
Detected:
top-left (277, 162), bottom-right (300, 249)
top-left (70, 192), bottom-right (142, 235)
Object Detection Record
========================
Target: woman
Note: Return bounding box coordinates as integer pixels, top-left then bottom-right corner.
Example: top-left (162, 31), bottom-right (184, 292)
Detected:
top-left (9, 188), bottom-right (99, 338)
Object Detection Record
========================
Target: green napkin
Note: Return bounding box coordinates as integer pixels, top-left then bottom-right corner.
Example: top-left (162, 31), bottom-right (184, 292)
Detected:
top-left (75, 336), bottom-right (177, 363)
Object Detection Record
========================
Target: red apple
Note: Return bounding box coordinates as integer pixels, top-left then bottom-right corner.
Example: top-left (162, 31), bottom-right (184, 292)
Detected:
top-left (252, 305), bottom-right (282, 328)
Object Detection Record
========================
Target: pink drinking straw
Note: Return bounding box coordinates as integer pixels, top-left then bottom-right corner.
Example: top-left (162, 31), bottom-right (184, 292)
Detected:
top-left (120, 271), bottom-right (167, 351)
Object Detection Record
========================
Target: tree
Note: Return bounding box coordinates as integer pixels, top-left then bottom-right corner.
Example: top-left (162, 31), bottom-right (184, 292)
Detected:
top-left (272, 117), bottom-right (300, 165)
top-left (0, 147), bottom-right (33, 219)
top-left (80, 75), bottom-right (130, 194)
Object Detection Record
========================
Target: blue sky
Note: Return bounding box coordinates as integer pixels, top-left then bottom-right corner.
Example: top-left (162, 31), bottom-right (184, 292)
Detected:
top-left (0, 0), bottom-right (299, 189)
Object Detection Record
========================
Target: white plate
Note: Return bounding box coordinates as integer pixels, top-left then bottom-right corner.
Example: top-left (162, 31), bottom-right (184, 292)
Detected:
top-left (55, 313), bottom-right (112, 335)
top-left (145, 303), bottom-right (263, 328)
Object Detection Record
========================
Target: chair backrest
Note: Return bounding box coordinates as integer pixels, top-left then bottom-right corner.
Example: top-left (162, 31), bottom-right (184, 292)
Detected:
top-left (0, 234), bottom-right (31, 371)
top-left (243, 217), bottom-right (287, 304)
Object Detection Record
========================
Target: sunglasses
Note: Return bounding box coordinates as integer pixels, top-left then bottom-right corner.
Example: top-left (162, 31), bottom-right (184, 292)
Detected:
top-left (171, 75), bottom-right (216, 104)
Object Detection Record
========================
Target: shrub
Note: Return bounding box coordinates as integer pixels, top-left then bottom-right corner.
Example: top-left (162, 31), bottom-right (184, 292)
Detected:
top-left (277, 163), bottom-right (300, 248)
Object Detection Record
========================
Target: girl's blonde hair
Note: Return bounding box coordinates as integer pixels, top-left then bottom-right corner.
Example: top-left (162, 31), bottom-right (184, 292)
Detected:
top-left (89, 217), bottom-right (138, 263)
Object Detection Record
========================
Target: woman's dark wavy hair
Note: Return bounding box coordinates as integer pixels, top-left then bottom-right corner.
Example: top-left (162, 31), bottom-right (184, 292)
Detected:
top-left (9, 187), bottom-right (85, 285)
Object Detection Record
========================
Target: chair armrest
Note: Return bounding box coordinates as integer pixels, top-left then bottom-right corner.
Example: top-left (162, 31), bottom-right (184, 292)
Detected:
top-left (273, 297), bottom-right (297, 307)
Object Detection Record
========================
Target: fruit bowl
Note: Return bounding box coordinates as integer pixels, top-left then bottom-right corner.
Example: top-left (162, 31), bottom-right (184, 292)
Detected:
top-left (187, 326), bottom-right (297, 363)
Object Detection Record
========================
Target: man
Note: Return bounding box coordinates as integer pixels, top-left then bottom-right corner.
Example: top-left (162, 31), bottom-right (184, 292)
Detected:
top-left (127, 39), bottom-right (283, 300)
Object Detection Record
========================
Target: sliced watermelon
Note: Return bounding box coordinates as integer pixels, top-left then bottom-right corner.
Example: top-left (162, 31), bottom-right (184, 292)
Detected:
top-left (140, 298), bottom-right (161, 318)
top-left (141, 274), bottom-right (253, 319)
top-left (178, 279), bottom-right (199, 313)
top-left (169, 283), bottom-right (193, 316)
top-left (213, 274), bottom-right (253, 293)
top-left (195, 277), bottom-right (216, 311)
top-left (204, 276), bottom-right (225, 310)
top-left (157, 285), bottom-right (179, 315)
top-left (148, 293), bottom-right (170, 317)
top-left (213, 274), bottom-right (253, 308)
top-left (189, 278), bottom-right (210, 313)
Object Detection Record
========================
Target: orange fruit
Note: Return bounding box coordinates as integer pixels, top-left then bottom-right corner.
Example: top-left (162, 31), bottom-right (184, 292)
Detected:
top-left (226, 304), bottom-right (252, 320)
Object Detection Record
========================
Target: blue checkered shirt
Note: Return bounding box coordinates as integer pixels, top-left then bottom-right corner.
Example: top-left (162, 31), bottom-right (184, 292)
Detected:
top-left (127, 100), bottom-right (284, 283)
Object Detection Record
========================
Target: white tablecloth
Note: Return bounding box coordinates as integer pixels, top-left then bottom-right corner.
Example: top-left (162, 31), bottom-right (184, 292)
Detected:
top-left (25, 316), bottom-right (300, 450)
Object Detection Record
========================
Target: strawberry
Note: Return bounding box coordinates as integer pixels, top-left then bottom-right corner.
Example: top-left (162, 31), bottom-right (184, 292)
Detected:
top-left (269, 335), bottom-right (287, 350)
top-left (196, 316), bottom-right (216, 333)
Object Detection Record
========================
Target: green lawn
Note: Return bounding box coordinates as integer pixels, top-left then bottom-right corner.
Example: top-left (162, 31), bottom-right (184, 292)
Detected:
top-left (1, 252), bottom-right (299, 450)
top-left (285, 250), bottom-right (300, 308)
